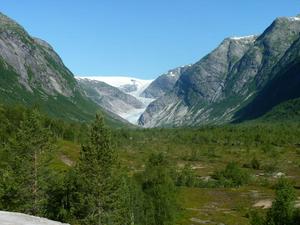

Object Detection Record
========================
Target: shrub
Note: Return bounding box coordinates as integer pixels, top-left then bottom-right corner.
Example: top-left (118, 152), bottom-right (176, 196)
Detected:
top-left (263, 163), bottom-right (279, 174)
top-left (250, 179), bottom-right (299, 225)
top-left (251, 157), bottom-right (261, 170)
top-left (176, 164), bottom-right (198, 187)
top-left (213, 162), bottom-right (251, 187)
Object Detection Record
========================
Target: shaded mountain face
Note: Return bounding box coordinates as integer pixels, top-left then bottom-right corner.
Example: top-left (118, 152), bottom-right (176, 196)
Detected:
top-left (139, 36), bottom-right (257, 127)
top-left (139, 16), bottom-right (300, 127)
top-left (234, 33), bottom-right (300, 122)
top-left (141, 66), bottom-right (190, 99)
top-left (0, 12), bottom-right (124, 125)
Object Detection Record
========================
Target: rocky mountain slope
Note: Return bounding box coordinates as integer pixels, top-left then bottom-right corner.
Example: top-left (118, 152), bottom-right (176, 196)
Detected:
top-left (78, 76), bottom-right (155, 124)
top-left (0, 12), bottom-right (125, 125)
top-left (77, 78), bottom-right (146, 123)
top-left (139, 16), bottom-right (300, 127)
top-left (140, 66), bottom-right (190, 99)
top-left (234, 30), bottom-right (300, 122)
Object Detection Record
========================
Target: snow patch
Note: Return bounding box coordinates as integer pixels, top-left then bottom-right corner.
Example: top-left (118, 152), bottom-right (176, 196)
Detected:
top-left (288, 16), bottom-right (300, 21)
top-left (77, 76), bottom-right (153, 90)
top-left (230, 35), bottom-right (256, 41)
top-left (0, 211), bottom-right (69, 225)
top-left (168, 71), bottom-right (176, 77)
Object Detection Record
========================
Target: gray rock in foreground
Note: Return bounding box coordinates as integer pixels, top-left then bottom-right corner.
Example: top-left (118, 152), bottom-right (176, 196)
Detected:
top-left (0, 211), bottom-right (69, 225)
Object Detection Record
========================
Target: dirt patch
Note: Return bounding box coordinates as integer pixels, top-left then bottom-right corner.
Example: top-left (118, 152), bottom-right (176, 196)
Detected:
top-left (192, 165), bottom-right (206, 169)
top-left (60, 154), bottom-right (74, 166)
top-left (190, 218), bottom-right (212, 224)
top-left (295, 197), bottom-right (300, 208)
top-left (253, 199), bottom-right (272, 209)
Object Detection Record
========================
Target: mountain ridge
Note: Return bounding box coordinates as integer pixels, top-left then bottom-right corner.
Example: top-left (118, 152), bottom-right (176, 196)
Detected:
top-left (139, 15), bottom-right (300, 127)
top-left (0, 12), bottom-right (126, 126)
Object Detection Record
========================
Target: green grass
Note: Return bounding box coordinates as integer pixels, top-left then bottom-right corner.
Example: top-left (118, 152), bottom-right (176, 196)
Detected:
top-left (50, 123), bottom-right (300, 225)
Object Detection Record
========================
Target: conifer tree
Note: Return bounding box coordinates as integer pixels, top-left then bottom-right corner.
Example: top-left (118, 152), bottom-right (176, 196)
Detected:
top-left (140, 153), bottom-right (178, 225)
top-left (250, 179), bottom-right (298, 225)
top-left (8, 109), bottom-right (53, 215)
top-left (69, 114), bottom-right (131, 225)
top-left (265, 179), bottom-right (297, 225)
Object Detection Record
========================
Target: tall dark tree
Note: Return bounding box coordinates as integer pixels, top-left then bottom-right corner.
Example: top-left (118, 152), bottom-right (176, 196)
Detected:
top-left (265, 179), bottom-right (297, 225)
top-left (69, 114), bottom-right (131, 225)
top-left (250, 179), bottom-right (298, 225)
top-left (2, 109), bottom-right (53, 215)
top-left (139, 153), bottom-right (178, 225)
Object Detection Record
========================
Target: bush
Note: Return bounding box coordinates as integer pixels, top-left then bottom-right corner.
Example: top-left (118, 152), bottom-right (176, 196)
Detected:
top-left (249, 210), bottom-right (265, 225)
top-left (213, 162), bottom-right (251, 187)
top-left (243, 157), bottom-right (261, 170)
top-left (250, 179), bottom-right (299, 225)
top-left (181, 149), bottom-right (201, 161)
top-left (251, 157), bottom-right (261, 170)
top-left (176, 164), bottom-right (198, 187)
top-left (263, 163), bottom-right (279, 174)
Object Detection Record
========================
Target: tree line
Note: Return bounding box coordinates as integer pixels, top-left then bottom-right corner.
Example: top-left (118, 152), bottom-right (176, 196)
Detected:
top-left (0, 105), bottom-right (178, 225)
top-left (0, 105), bottom-right (299, 225)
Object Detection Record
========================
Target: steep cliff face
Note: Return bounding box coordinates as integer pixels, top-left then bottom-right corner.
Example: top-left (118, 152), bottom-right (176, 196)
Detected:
top-left (0, 13), bottom-right (76, 96)
top-left (139, 16), bottom-right (300, 127)
top-left (0, 12), bottom-right (124, 125)
top-left (234, 33), bottom-right (300, 121)
top-left (141, 66), bottom-right (190, 99)
top-left (139, 36), bottom-right (256, 127)
top-left (224, 17), bottom-right (300, 96)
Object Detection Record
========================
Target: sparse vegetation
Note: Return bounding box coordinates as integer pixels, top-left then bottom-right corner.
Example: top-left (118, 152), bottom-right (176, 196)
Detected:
top-left (0, 105), bottom-right (300, 225)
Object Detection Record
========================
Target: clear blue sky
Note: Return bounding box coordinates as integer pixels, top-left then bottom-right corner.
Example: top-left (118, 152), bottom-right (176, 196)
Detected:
top-left (1, 0), bottom-right (300, 79)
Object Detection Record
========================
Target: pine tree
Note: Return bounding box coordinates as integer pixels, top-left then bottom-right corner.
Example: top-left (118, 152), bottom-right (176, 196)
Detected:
top-left (250, 179), bottom-right (298, 225)
top-left (8, 109), bottom-right (53, 215)
top-left (139, 153), bottom-right (178, 225)
top-left (265, 179), bottom-right (297, 225)
top-left (69, 114), bottom-right (131, 225)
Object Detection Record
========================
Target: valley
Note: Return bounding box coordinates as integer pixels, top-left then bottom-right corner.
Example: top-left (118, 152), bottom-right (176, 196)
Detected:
top-left (0, 6), bottom-right (300, 225)
top-left (46, 122), bottom-right (300, 225)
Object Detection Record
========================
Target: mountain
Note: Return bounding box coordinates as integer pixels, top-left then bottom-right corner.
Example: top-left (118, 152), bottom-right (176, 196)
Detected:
top-left (77, 78), bottom-right (148, 123)
top-left (77, 76), bottom-right (154, 123)
top-left (140, 66), bottom-right (191, 99)
top-left (80, 76), bottom-right (153, 97)
top-left (233, 21), bottom-right (300, 121)
top-left (0, 12), bottom-right (124, 126)
top-left (258, 98), bottom-right (300, 122)
top-left (139, 35), bottom-right (257, 127)
top-left (139, 16), bottom-right (300, 127)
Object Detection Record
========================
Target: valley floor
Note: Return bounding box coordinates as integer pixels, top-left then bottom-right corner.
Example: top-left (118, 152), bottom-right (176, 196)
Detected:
top-left (54, 123), bottom-right (300, 225)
